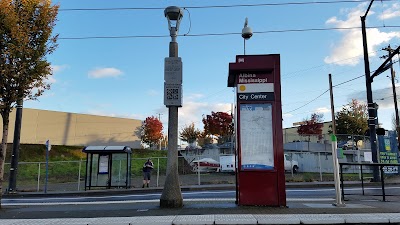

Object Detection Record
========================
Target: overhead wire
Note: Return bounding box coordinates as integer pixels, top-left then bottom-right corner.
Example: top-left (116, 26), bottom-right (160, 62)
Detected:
top-left (283, 67), bottom-right (387, 114)
top-left (58, 25), bottom-right (400, 40)
top-left (58, 0), bottom-right (395, 11)
top-left (284, 89), bottom-right (330, 114)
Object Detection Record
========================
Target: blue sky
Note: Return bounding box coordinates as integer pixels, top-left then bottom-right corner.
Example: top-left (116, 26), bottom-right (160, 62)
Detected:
top-left (25, 0), bottom-right (400, 135)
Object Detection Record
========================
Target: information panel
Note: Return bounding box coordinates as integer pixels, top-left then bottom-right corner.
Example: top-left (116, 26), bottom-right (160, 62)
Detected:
top-left (240, 103), bottom-right (274, 170)
top-left (99, 155), bottom-right (109, 174)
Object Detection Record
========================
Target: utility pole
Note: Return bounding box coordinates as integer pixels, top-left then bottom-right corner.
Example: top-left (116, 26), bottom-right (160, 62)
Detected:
top-left (329, 74), bottom-right (344, 206)
top-left (361, 0), bottom-right (380, 181)
top-left (383, 45), bottom-right (400, 150)
top-left (329, 74), bottom-right (336, 135)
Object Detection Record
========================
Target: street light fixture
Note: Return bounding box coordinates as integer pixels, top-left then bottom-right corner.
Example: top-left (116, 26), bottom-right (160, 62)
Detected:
top-left (160, 6), bottom-right (184, 208)
top-left (165, 6), bottom-right (183, 32)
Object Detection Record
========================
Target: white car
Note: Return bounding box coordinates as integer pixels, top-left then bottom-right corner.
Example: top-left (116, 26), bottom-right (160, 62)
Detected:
top-left (192, 158), bottom-right (220, 173)
top-left (284, 154), bottom-right (299, 173)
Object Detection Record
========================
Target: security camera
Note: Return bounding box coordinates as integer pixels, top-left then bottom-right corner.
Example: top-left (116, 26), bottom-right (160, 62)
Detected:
top-left (242, 17), bottom-right (253, 40)
top-left (242, 26), bottom-right (253, 40)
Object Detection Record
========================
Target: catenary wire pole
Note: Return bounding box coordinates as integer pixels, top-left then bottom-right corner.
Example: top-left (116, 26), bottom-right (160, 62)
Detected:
top-left (382, 45), bottom-right (400, 150)
top-left (361, 0), bottom-right (380, 181)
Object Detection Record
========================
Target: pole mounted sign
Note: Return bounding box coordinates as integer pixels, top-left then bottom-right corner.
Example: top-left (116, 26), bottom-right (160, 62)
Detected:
top-left (228, 54), bottom-right (286, 207)
top-left (164, 57), bottom-right (182, 106)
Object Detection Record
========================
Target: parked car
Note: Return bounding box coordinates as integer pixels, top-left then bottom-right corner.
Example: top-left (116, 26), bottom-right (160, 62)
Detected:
top-left (284, 154), bottom-right (299, 173)
top-left (192, 158), bottom-right (220, 173)
top-left (338, 140), bottom-right (358, 150)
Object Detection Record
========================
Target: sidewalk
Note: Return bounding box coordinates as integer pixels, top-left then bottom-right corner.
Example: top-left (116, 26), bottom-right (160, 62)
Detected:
top-left (2, 213), bottom-right (400, 225)
top-left (1, 181), bottom-right (400, 224)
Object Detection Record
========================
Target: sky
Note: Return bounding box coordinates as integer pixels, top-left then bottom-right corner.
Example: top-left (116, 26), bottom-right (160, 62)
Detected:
top-left (24, 0), bottom-right (400, 137)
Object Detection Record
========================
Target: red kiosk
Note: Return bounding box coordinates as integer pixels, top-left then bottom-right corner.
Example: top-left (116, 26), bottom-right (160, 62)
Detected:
top-left (228, 54), bottom-right (286, 206)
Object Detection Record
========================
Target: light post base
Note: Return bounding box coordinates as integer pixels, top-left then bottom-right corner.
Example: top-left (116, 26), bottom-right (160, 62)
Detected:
top-left (160, 199), bottom-right (183, 208)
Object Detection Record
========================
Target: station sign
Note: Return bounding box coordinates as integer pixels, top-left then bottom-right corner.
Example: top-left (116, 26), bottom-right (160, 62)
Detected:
top-left (236, 72), bottom-right (274, 101)
top-left (238, 92), bottom-right (274, 101)
top-left (228, 54), bottom-right (285, 207)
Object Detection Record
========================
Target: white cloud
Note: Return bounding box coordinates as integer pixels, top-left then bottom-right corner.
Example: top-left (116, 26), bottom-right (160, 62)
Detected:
top-left (51, 64), bottom-right (68, 74)
top-left (346, 86), bottom-right (399, 109)
top-left (315, 107), bottom-right (330, 113)
top-left (45, 75), bottom-right (57, 84)
top-left (379, 3), bottom-right (400, 20)
top-left (88, 67), bottom-right (123, 78)
top-left (324, 3), bottom-right (400, 66)
top-left (283, 113), bottom-right (293, 118)
top-left (44, 64), bottom-right (68, 84)
top-left (178, 101), bottom-right (231, 130)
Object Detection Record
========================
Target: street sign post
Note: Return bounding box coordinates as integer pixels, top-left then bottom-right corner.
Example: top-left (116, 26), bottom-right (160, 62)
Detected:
top-left (44, 140), bottom-right (51, 193)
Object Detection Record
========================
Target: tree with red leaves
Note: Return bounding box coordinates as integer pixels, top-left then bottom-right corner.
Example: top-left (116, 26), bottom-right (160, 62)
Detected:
top-left (141, 116), bottom-right (163, 149)
top-left (202, 111), bottom-right (233, 143)
top-left (297, 113), bottom-right (324, 141)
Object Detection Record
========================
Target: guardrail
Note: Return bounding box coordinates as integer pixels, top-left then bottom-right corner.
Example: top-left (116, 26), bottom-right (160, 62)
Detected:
top-left (339, 162), bottom-right (400, 201)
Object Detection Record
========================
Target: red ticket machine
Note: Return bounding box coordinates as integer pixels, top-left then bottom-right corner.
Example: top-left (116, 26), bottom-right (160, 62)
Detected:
top-left (228, 54), bottom-right (286, 206)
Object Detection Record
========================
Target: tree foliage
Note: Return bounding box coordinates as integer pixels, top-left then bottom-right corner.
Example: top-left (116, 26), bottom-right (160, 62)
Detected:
top-left (0, 0), bottom-right (59, 207)
top-left (202, 111), bottom-right (233, 143)
top-left (197, 131), bottom-right (213, 147)
top-left (179, 123), bottom-right (200, 144)
top-left (335, 99), bottom-right (368, 135)
top-left (141, 116), bottom-right (163, 148)
top-left (297, 113), bottom-right (324, 139)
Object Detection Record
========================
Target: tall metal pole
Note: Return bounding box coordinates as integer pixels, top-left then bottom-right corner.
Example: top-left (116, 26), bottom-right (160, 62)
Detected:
top-left (384, 45), bottom-right (400, 149)
top-left (8, 98), bottom-right (23, 193)
top-left (160, 8), bottom-right (183, 207)
top-left (361, 0), bottom-right (379, 181)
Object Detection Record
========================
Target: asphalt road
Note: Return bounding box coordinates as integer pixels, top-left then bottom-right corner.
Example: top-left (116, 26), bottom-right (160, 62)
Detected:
top-left (1, 186), bottom-right (400, 219)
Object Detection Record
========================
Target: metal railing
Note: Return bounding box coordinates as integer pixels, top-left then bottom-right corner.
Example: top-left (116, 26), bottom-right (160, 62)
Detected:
top-left (339, 162), bottom-right (400, 201)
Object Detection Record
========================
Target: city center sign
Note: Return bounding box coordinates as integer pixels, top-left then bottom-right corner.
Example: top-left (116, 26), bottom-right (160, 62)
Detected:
top-left (228, 54), bottom-right (286, 207)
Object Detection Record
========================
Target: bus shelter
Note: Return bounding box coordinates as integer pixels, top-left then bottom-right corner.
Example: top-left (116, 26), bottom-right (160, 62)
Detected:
top-left (82, 146), bottom-right (132, 190)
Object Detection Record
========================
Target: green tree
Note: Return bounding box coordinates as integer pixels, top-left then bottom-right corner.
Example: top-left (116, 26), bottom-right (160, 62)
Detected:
top-left (336, 99), bottom-right (368, 135)
top-left (0, 0), bottom-right (58, 207)
top-left (179, 123), bottom-right (200, 145)
top-left (141, 116), bottom-right (163, 149)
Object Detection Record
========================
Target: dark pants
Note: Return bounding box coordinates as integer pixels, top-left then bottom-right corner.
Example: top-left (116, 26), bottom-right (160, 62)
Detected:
top-left (143, 171), bottom-right (151, 180)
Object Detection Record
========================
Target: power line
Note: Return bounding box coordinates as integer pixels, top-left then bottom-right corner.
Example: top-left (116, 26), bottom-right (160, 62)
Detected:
top-left (332, 75), bottom-right (365, 87)
top-left (59, 25), bottom-right (400, 40)
top-left (59, 0), bottom-right (395, 11)
top-left (284, 89), bottom-right (329, 114)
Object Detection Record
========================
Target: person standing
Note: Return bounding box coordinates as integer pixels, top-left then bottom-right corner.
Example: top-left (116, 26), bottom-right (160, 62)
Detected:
top-left (142, 159), bottom-right (154, 188)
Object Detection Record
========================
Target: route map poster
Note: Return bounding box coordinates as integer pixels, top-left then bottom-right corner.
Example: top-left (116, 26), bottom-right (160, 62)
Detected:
top-left (240, 103), bottom-right (274, 170)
